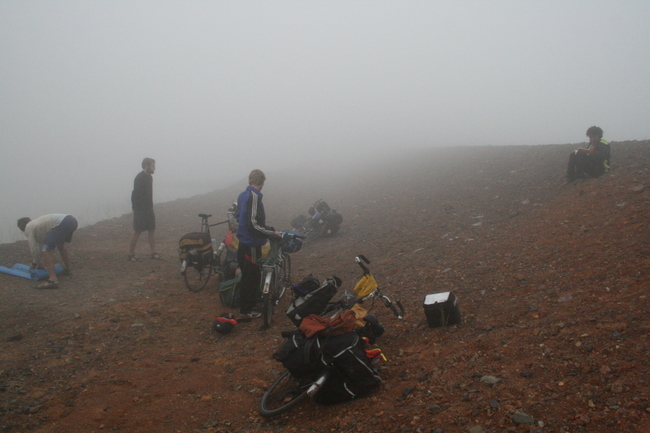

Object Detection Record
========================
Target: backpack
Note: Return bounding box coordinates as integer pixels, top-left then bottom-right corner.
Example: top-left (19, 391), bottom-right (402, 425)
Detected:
top-left (286, 277), bottom-right (340, 326)
top-left (219, 274), bottom-right (242, 308)
top-left (291, 274), bottom-right (321, 297)
top-left (179, 232), bottom-right (213, 268)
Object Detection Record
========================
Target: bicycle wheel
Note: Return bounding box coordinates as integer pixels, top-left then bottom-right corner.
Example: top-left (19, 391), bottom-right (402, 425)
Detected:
top-left (303, 226), bottom-right (323, 244)
top-left (184, 263), bottom-right (212, 292)
top-left (261, 269), bottom-right (276, 329)
top-left (280, 254), bottom-right (292, 290)
top-left (259, 370), bottom-right (308, 417)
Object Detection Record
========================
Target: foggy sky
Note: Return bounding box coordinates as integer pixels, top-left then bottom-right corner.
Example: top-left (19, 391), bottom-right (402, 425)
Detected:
top-left (1, 1), bottom-right (649, 243)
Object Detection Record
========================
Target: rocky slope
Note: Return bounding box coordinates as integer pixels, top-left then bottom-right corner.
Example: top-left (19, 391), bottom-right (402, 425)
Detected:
top-left (1, 141), bottom-right (649, 433)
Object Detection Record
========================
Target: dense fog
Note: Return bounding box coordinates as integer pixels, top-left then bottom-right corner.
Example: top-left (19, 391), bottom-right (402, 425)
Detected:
top-left (1, 1), bottom-right (649, 244)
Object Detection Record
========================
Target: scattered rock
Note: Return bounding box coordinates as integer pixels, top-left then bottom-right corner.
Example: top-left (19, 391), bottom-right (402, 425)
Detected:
top-left (401, 386), bottom-right (416, 397)
top-left (7, 333), bottom-right (23, 342)
top-left (511, 411), bottom-right (536, 425)
top-left (480, 375), bottom-right (501, 384)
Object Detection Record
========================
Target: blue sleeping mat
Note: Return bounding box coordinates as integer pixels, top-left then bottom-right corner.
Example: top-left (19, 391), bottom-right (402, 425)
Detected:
top-left (0, 263), bottom-right (64, 280)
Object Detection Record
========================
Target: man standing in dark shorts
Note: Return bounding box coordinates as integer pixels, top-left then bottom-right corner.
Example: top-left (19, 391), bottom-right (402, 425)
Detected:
top-left (17, 214), bottom-right (78, 289)
top-left (235, 169), bottom-right (282, 318)
top-left (128, 157), bottom-right (161, 261)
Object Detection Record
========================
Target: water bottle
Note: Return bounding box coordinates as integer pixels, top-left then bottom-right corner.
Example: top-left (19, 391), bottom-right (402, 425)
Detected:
top-left (211, 236), bottom-right (218, 252)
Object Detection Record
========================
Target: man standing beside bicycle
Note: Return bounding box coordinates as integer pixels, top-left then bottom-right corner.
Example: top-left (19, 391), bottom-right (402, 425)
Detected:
top-left (235, 169), bottom-right (282, 319)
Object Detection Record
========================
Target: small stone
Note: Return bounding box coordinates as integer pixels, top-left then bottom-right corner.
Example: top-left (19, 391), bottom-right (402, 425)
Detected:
top-left (512, 411), bottom-right (536, 425)
top-left (7, 334), bottom-right (23, 342)
top-left (402, 386), bottom-right (416, 397)
top-left (489, 399), bottom-right (500, 409)
top-left (630, 185), bottom-right (645, 193)
top-left (521, 369), bottom-right (533, 378)
top-left (427, 404), bottom-right (443, 414)
top-left (480, 375), bottom-right (501, 384)
top-left (468, 426), bottom-right (485, 433)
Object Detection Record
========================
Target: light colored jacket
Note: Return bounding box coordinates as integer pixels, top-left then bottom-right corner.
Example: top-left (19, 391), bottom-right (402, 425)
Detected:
top-left (24, 214), bottom-right (67, 265)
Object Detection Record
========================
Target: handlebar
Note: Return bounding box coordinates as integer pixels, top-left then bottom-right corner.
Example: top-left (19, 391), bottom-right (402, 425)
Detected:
top-left (378, 293), bottom-right (405, 319)
top-left (355, 254), bottom-right (405, 319)
top-left (355, 255), bottom-right (370, 275)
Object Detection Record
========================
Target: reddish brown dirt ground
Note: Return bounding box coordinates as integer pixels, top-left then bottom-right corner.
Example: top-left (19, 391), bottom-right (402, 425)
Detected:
top-left (1, 141), bottom-right (649, 433)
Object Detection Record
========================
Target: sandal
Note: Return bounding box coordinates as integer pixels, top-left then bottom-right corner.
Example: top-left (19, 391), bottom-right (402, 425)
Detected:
top-left (150, 253), bottom-right (163, 260)
top-left (35, 279), bottom-right (58, 289)
top-left (127, 254), bottom-right (142, 262)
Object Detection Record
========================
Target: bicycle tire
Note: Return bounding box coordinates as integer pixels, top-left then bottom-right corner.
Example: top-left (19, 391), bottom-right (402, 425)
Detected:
top-left (184, 264), bottom-right (212, 292)
top-left (280, 253), bottom-right (291, 290)
top-left (259, 370), bottom-right (308, 417)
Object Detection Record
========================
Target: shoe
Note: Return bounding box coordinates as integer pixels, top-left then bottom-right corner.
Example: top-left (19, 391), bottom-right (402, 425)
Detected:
top-left (241, 311), bottom-right (262, 319)
top-left (35, 279), bottom-right (58, 289)
top-left (127, 254), bottom-right (142, 262)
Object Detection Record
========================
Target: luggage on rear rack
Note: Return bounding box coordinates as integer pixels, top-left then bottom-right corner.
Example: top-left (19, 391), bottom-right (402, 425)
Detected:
top-left (286, 277), bottom-right (340, 326)
top-left (179, 232), bottom-right (213, 268)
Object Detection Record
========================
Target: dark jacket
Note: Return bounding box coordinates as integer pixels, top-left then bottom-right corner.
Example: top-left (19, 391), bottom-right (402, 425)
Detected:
top-left (236, 186), bottom-right (276, 247)
top-left (131, 171), bottom-right (153, 210)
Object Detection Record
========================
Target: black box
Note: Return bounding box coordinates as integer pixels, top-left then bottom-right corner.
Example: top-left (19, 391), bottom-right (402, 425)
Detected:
top-left (423, 291), bottom-right (461, 328)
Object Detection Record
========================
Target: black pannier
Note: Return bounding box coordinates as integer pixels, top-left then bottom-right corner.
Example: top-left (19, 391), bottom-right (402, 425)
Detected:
top-left (276, 330), bottom-right (381, 406)
top-left (324, 211), bottom-right (343, 226)
top-left (286, 277), bottom-right (340, 326)
top-left (276, 332), bottom-right (325, 379)
top-left (179, 232), bottom-right (213, 268)
top-left (314, 332), bottom-right (381, 405)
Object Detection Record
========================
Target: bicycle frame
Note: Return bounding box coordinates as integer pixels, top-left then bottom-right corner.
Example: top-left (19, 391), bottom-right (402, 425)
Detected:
top-left (181, 213), bottom-right (238, 292)
top-left (258, 236), bottom-right (294, 329)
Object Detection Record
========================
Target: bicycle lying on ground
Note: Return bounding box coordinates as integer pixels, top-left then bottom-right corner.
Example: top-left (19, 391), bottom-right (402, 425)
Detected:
top-left (257, 232), bottom-right (304, 329)
top-left (179, 213), bottom-right (238, 292)
top-left (290, 199), bottom-right (343, 244)
top-left (258, 255), bottom-right (404, 416)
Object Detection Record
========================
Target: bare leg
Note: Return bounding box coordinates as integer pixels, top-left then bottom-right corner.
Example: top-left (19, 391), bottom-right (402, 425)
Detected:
top-left (129, 231), bottom-right (141, 255)
top-left (58, 244), bottom-right (72, 272)
top-left (42, 250), bottom-right (57, 283)
top-left (147, 230), bottom-right (156, 254)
